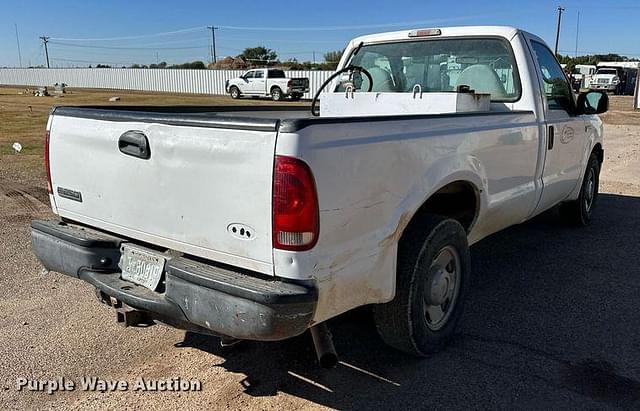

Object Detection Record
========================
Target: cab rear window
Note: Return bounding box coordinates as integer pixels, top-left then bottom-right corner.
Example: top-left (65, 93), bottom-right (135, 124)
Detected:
top-left (348, 38), bottom-right (521, 102)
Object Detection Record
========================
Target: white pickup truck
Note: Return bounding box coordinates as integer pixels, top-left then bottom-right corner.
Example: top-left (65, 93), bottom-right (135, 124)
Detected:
top-left (32, 26), bottom-right (608, 362)
top-left (589, 67), bottom-right (622, 94)
top-left (225, 68), bottom-right (309, 101)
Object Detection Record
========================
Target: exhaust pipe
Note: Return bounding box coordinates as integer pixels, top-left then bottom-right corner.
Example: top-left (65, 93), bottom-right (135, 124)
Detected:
top-left (310, 323), bottom-right (338, 368)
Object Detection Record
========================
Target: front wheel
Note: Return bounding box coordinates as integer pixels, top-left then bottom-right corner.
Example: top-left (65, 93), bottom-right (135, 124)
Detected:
top-left (271, 87), bottom-right (283, 101)
top-left (373, 214), bottom-right (471, 356)
top-left (560, 152), bottom-right (600, 226)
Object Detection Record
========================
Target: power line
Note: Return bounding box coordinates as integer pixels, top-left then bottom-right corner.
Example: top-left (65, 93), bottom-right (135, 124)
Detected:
top-left (215, 15), bottom-right (492, 31)
top-left (49, 41), bottom-right (208, 50)
top-left (49, 26), bottom-right (207, 41)
top-left (46, 13), bottom-right (488, 45)
top-left (218, 35), bottom-right (347, 44)
top-left (51, 57), bottom-right (130, 65)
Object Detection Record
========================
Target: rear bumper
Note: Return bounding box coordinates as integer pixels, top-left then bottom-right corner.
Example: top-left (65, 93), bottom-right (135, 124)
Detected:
top-left (31, 220), bottom-right (317, 341)
top-left (287, 87), bottom-right (309, 95)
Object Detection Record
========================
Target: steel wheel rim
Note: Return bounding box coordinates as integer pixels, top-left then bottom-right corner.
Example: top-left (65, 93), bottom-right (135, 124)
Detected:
top-left (423, 245), bottom-right (461, 331)
top-left (231, 89), bottom-right (238, 98)
top-left (584, 167), bottom-right (596, 212)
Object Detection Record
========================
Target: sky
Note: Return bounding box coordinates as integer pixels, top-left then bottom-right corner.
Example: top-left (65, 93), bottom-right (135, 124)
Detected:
top-left (1, 0), bottom-right (639, 67)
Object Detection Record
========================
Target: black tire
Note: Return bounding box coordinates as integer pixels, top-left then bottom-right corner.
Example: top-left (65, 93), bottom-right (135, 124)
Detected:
top-left (271, 87), bottom-right (283, 101)
top-left (373, 214), bottom-right (471, 357)
top-left (229, 86), bottom-right (240, 99)
top-left (559, 152), bottom-right (600, 226)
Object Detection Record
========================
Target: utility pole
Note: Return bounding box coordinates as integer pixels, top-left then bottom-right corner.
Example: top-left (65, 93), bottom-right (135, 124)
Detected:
top-left (14, 23), bottom-right (22, 67)
top-left (207, 26), bottom-right (218, 64)
top-left (554, 6), bottom-right (565, 56)
top-left (40, 35), bottom-right (50, 68)
top-left (312, 51), bottom-right (316, 64)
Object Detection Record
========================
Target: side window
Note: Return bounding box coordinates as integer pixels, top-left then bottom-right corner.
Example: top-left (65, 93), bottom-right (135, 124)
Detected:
top-left (530, 41), bottom-right (574, 112)
top-left (244, 71), bottom-right (254, 79)
top-left (255, 71), bottom-right (264, 79)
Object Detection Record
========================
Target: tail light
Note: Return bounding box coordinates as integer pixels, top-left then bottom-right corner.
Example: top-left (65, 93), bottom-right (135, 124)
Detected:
top-left (273, 156), bottom-right (319, 251)
top-left (287, 79), bottom-right (292, 88)
top-left (44, 130), bottom-right (52, 193)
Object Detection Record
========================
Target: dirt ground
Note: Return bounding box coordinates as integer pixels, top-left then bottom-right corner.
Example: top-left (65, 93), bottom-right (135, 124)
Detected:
top-left (0, 88), bottom-right (639, 409)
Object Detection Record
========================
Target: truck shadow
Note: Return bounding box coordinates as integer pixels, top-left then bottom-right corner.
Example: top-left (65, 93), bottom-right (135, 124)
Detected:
top-left (177, 193), bottom-right (640, 409)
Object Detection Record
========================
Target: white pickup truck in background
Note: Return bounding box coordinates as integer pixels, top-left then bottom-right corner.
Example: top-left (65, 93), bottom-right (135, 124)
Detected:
top-left (589, 67), bottom-right (622, 94)
top-left (32, 26), bottom-right (608, 364)
top-left (225, 68), bottom-right (309, 101)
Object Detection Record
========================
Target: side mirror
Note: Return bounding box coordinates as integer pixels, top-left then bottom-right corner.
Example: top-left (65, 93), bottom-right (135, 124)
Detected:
top-left (576, 91), bottom-right (608, 115)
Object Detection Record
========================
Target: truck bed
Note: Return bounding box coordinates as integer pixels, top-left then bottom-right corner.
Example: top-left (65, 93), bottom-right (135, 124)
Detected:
top-left (52, 104), bottom-right (525, 134)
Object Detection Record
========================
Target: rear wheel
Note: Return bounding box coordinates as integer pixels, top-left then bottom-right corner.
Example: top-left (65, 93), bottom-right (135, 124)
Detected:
top-left (229, 86), bottom-right (240, 99)
top-left (271, 87), bottom-right (283, 101)
top-left (373, 214), bottom-right (471, 356)
top-left (560, 152), bottom-right (600, 226)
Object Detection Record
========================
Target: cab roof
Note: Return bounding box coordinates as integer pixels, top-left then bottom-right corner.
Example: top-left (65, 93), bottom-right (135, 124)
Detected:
top-left (348, 26), bottom-right (527, 47)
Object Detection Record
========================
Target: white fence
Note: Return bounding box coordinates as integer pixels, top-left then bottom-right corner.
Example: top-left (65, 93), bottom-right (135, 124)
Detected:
top-left (0, 68), bottom-right (333, 99)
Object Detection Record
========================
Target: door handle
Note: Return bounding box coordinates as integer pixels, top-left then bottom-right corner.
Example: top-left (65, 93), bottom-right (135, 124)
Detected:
top-left (118, 130), bottom-right (150, 159)
top-left (548, 125), bottom-right (555, 150)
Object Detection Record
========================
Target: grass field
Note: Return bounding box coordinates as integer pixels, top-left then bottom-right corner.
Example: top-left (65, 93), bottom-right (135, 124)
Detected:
top-left (0, 86), bottom-right (304, 183)
top-left (0, 85), bottom-right (637, 185)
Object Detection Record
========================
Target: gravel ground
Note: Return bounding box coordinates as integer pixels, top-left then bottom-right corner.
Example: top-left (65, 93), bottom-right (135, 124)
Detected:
top-left (0, 101), bottom-right (639, 409)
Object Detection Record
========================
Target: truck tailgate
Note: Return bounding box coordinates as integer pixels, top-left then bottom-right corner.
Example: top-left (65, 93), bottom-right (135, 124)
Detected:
top-left (48, 110), bottom-right (278, 274)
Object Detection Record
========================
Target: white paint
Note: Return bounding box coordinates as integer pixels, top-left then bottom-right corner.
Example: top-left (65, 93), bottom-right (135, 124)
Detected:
top-left (49, 115), bottom-right (277, 274)
top-left (45, 26), bottom-right (604, 326)
top-left (274, 27), bottom-right (603, 323)
top-left (320, 91), bottom-right (490, 117)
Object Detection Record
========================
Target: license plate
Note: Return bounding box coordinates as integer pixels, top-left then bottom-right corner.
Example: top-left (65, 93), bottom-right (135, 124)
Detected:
top-left (119, 245), bottom-right (166, 291)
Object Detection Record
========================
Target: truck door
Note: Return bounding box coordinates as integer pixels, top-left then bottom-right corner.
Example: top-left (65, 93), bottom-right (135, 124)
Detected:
top-left (242, 70), bottom-right (255, 93)
top-left (527, 39), bottom-right (588, 214)
top-left (253, 70), bottom-right (266, 94)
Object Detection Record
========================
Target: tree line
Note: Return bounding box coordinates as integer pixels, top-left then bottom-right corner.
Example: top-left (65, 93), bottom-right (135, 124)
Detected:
top-left (557, 53), bottom-right (634, 72)
top-left (91, 47), bottom-right (344, 70)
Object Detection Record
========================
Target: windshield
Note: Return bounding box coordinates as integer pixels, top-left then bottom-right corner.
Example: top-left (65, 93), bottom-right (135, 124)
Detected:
top-left (597, 69), bottom-right (617, 75)
top-left (346, 38), bottom-right (521, 102)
